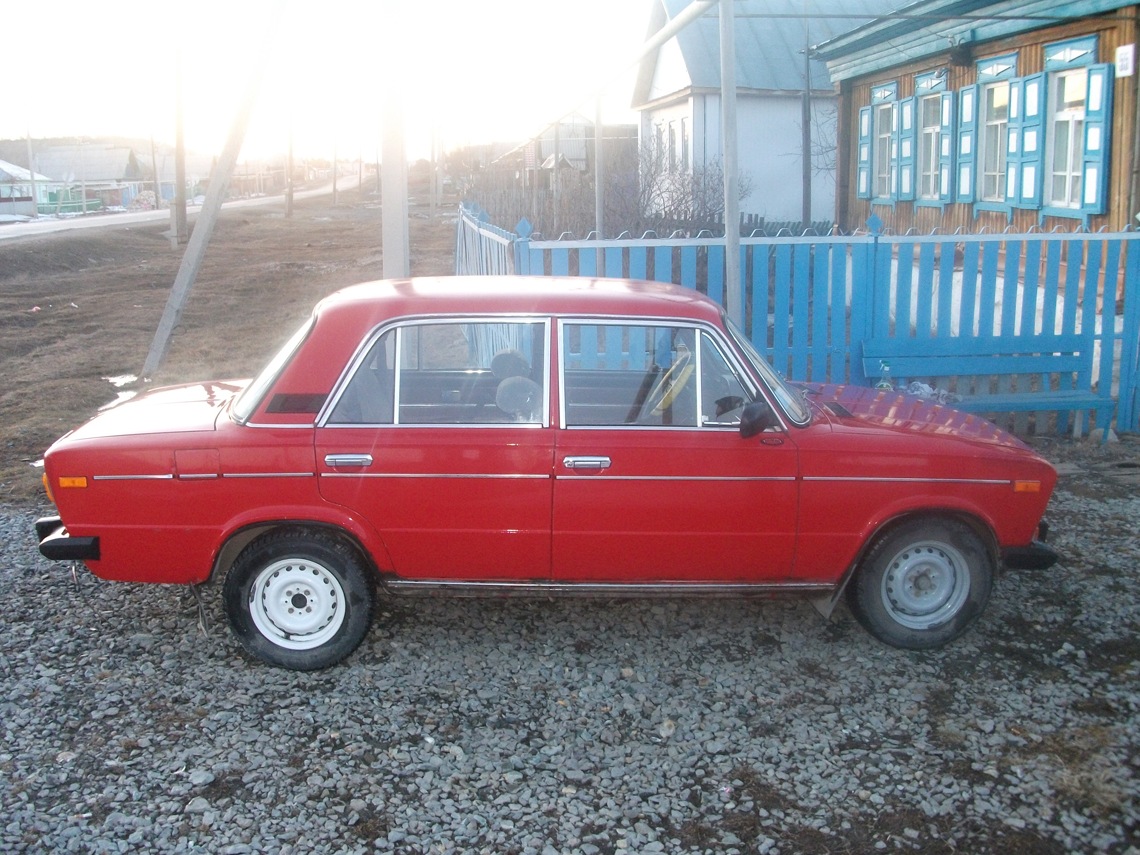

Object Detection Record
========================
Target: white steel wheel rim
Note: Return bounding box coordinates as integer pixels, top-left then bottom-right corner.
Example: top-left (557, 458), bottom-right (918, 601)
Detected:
top-left (249, 558), bottom-right (346, 650)
top-left (880, 540), bottom-right (970, 630)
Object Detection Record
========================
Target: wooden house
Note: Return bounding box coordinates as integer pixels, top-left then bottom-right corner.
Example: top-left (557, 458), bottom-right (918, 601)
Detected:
top-left (814, 0), bottom-right (1140, 233)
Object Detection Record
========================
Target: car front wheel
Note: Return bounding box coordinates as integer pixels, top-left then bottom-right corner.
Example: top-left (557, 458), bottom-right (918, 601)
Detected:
top-left (223, 529), bottom-right (375, 670)
top-left (847, 518), bottom-right (993, 650)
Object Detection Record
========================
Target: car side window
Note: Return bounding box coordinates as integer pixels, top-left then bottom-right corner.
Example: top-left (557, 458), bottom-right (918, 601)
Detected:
top-left (699, 332), bottom-right (751, 426)
top-left (562, 323), bottom-right (701, 427)
top-left (329, 322), bottom-right (547, 426)
top-left (399, 321), bottom-right (546, 425)
top-left (327, 330), bottom-right (396, 424)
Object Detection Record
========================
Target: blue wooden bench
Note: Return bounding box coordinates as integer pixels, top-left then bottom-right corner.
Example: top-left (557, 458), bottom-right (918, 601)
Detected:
top-left (860, 334), bottom-right (1106, 437)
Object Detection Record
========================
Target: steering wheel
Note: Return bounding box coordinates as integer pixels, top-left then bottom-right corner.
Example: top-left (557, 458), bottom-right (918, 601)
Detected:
top-left (643, 348), bottom-right (693, 416)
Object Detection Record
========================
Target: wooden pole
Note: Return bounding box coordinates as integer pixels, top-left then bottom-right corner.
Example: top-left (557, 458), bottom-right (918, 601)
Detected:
top-left (141, 56), bottom-right (267, 380)
top-left (380, 1), bottom-right (409, 277)
top-left (801, 13), bottom-right (812, 233)
top-left (720, 0), bottom-right (741, 324)
top-left (174, 50), bottom-right (188, 243)
top-left (285, 127), bottom-right (294, 218)
top-left (25, 132), bottom-right (37, 217)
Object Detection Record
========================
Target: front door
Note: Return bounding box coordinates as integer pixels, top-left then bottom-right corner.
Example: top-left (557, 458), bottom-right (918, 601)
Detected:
top-left (552, 321), bottom-right (798, 583)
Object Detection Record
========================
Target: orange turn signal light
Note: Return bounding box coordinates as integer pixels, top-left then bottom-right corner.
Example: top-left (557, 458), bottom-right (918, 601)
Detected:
top-left (42, 473), bottom-right (55, 504)
top-left (1012, 480), bottom-right (1041, 493)
top-left (58, 476), bottom-right (88, 489)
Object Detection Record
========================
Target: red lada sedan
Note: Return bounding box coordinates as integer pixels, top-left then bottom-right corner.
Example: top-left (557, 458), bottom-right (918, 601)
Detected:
top-left (37, 277), bottom-right (1058, 670)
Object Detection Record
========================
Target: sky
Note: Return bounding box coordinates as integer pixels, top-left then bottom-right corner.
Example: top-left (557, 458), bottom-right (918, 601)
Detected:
top-left (7, 0), bottom-right (653, 162)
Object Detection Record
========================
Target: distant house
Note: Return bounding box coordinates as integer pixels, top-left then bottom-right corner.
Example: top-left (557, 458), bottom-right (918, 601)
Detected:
top-left (32, 144), bottom-right (149, 210)
top-left (461, 117), bottom-right (640, 237)
top-left (814, 0), bottom-right (1139, 233)
top-left (633, 0), bottom-right (895, 230)
top-left (0, 159), bottom-right (52, 216)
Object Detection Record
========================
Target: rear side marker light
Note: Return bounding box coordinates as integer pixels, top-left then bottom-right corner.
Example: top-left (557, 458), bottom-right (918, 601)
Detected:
top-left (58, 476), bottom-right (88, 489)
top-left (1013, 480), bottom-right (1041, 493)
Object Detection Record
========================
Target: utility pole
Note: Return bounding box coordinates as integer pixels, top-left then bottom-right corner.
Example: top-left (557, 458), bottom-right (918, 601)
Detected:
top-left (285, 127), bottom-right (294, 218)
top-left (381, 4), bottom-right (410, 277)
top-left (149, 135), bottom-right (161, 209)
top-left (141, 16), bottom-right (275, 379)
top-left (173, 50), bottom-right (188, 244)
top-left (80, 141), bottom-right (87, 215)
top-left (553, 120), bottom-right (561, 235)
top-left (720, 0), bottom-right (742, 324)
top-left (594, 95), bottom-right (604, 240)
top-left (25, 132), bottom-right (37, 217)
top-left (801, 14), bottom-right (812, 233)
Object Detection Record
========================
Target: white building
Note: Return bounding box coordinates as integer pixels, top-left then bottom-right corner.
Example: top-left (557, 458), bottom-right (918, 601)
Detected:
top-left (633, 0), bottom-right (894, 229)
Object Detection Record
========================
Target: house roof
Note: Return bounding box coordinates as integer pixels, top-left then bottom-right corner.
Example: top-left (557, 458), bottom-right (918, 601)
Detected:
top-left (633, 0), bottom-right (897, 106)
top-left (0, 159), bottom-right (51, 183)
top-left (33, 145), bottom-right (144, 183)
top-left (814, 0), bottom-right (1137, 81)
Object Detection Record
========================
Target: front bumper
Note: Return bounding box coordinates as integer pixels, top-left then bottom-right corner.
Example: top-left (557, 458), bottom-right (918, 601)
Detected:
top-left (35, 516), bottom-right (100, 562)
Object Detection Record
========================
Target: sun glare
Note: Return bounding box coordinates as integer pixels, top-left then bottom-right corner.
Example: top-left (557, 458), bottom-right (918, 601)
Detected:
top-left (12, 0), bottom-right (647, 163)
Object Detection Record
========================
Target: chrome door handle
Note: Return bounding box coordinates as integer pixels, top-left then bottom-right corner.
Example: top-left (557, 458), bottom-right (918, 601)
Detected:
top-left (562, 455), bottom-right (611, 470)
top-left (324, 453), bottom-right (373, 467)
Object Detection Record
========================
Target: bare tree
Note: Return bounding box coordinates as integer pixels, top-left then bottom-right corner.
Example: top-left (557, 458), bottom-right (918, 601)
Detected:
top-left (463, 142), bottom-right (752, 239)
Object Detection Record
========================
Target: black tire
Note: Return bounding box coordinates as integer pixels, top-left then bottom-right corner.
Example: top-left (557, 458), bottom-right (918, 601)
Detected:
top-left (846, 517), bottom-right (994, 650)
top-left (223, 528), bottom-right (375, 670)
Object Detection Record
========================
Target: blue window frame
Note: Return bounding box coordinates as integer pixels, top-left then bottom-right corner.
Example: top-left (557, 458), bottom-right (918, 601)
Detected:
top-left (914, 70), bottom-right (954, 206)
top-left (948, 37), bottom-right (1113, 223)
top-left (1040, 36), bottom-right (1112, 220)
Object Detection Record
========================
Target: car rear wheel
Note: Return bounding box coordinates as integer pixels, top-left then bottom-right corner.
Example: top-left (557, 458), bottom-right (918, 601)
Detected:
top-left (846, 518), bottom-right (993, 650)
top-left (223, 529), bottom-right (375, 670)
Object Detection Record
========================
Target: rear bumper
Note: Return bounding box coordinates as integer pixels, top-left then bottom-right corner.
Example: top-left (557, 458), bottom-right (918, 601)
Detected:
top-left (1001, 540), bottom-right (1059, 570)
top-left (35, 516), bottom-right (100, 562)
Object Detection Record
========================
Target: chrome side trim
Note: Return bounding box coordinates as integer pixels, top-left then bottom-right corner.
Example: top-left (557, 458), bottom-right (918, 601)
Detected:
top-left (381, 579), bottom-right (834, 599)
top-left (93, 474), bottom-right (174, 481)
top-left (803, 476), bottom-right (1011, 485)
top-left (178, 474), bottom-right (219, 480)
top-left (320, 472), bottom-right (548, 479)
top-left (221, 472), bottom-right (315, 479)
top-left (242, 422), bottom-right (316, 429)
top-left (556, 475), bottom-right (795, 482)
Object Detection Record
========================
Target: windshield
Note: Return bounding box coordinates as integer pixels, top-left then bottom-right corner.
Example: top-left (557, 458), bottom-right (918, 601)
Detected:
top-left (724, 315), bottom-right (811, 426)
top-left (231, 318), bottom-right (314, 423)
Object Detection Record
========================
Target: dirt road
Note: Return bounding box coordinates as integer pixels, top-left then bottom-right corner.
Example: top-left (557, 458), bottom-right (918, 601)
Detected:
top-left (0, 184), bottom-right (455, 505)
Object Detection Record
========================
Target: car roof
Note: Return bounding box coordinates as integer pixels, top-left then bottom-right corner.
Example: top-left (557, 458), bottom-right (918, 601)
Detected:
top-left (314, 276), bottom-right (727, 328)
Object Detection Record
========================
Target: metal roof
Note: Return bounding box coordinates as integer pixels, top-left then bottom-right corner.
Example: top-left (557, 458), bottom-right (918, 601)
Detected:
top-left (814, 0), bottom-right (1137, 81)
top-left (0, 159), bottom-right (51, 183)
top-left (635, 0), bottom-right (898, 103)
top-left (32, 145), bottom-right (144, 183)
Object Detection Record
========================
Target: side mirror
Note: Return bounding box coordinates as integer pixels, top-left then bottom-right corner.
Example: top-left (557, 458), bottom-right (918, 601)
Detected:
top-left (740, 401), bottom-right (779, 438)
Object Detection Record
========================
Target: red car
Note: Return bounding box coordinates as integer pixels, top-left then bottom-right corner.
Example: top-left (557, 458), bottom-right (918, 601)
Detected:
top-left (37, 277), bottom-right (1058, 670)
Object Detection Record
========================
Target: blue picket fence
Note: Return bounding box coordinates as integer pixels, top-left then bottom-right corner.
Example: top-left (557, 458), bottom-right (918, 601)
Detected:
top-left (455, 202), bottom-right (1140, 434)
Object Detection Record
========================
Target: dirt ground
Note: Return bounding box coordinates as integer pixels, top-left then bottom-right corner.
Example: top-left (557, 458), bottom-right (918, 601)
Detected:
top-left (0, 184), bottom-right (456, 505)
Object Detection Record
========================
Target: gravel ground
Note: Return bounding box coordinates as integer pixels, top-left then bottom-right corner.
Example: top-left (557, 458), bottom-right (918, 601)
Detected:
top-left (1, 436), bottom-right (1138, 855)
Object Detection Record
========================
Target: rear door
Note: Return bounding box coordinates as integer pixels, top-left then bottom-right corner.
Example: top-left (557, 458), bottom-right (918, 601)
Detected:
top-left (315, 318), bottom-right (554, 581)
top-left (552, 320), bottom-right (799, 583)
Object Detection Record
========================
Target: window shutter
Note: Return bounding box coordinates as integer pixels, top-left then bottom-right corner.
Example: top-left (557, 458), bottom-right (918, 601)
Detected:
top-left (938, 91), bottom-right (956, 203)
top-left (857, 106), bottom-right (872, 199)
top-left (1007, 73), bottom-right (1045, 208)
top-left (897, 96), bottom-right (916, 201)
top-left (1081, 63), bottom-right (1113, 215)
top-left (956, 84), bottom-right (979, 203)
